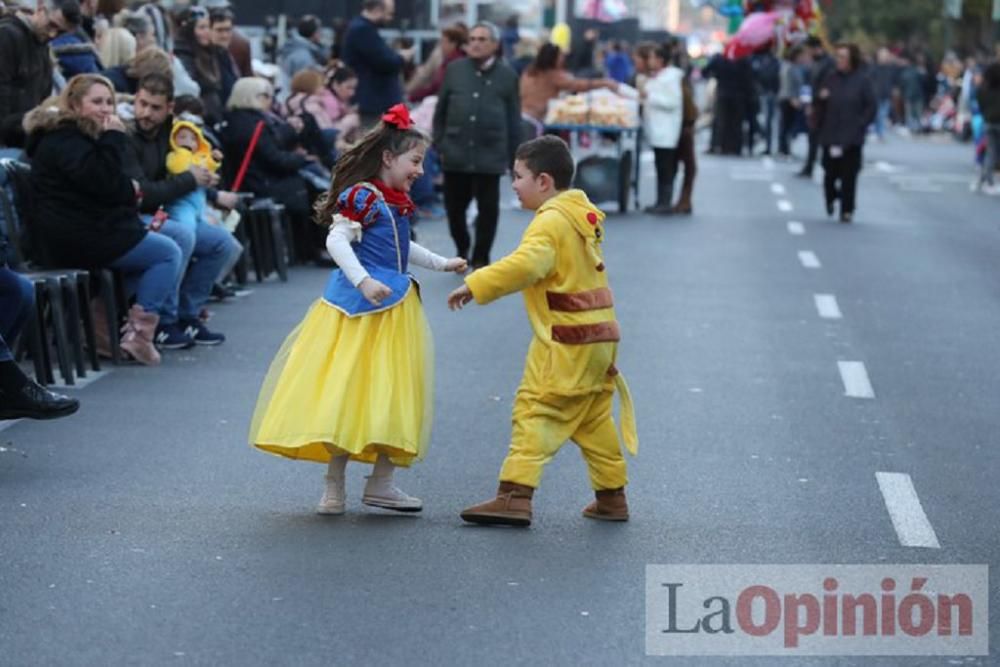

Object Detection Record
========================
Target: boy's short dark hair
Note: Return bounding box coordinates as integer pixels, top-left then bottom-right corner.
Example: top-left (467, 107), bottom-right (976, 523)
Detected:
top-left (515, 136), bottom-right (575, 190)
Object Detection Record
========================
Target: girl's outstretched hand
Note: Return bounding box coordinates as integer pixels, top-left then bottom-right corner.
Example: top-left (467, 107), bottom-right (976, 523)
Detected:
top-left (448, 284), bottom-right (474, 311)
top-left (444, 257), bottom-right (468, 273)
top-left (359, 277), bottom-right (393, 307)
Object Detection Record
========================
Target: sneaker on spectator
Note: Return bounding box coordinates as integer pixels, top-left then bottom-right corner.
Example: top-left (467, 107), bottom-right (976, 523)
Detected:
top-left (155, 323), bottom-right (195, 350)
top-left (182, 319), bottom-right (226, 346)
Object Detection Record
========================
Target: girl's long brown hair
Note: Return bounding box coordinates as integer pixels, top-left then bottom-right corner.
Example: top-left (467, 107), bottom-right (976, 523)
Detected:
top-left (314, 121), bottom-right (429, 226)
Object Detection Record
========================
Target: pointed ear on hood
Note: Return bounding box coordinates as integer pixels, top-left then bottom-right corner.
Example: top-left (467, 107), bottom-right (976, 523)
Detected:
top-left (540, 189), bottom-right (607, 272)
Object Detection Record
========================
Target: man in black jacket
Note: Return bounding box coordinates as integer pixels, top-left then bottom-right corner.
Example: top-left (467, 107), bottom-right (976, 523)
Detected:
top-left (0, 0), bottom-right (71, 148)
top-left (433, 22), bottom-right (520, 268)
top-left (125, 74), bottom-right (240, 349)
top-left (342, 0), bottom-right (411, 129)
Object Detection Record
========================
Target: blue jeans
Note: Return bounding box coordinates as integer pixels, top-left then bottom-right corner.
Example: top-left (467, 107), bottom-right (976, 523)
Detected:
top-left (109, 232), bottom-right (184, 318)
top-left (0, 268), bottom-right (35, 362)
top-left (151, 214), bottom-right (240, 324)
top-left (874, 99), bottom-right (891, 139)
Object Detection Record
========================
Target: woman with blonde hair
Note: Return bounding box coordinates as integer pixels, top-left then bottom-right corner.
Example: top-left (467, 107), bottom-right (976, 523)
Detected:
top-left (97, 26), bottom-right (136, 69)
top-left (23, 74), bottom-right (183, 365)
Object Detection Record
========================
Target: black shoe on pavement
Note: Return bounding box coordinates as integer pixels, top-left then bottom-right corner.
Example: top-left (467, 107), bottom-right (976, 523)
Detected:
top-left (644, 204), bottom-right (674, 216)
top-left (840, 212), bottom-right (853, 224)
top-left (182, 320), bottom-right (226, 346)
top-left (796, 169), bottom-right (813, 179)
top-left (155, 323), bottom-right (195, 349)
top-left (0, 381), bottom-right (79, 421)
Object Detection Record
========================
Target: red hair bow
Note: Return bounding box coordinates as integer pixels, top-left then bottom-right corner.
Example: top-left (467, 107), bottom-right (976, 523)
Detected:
top-left (381, 104), bottom-right (413, 130)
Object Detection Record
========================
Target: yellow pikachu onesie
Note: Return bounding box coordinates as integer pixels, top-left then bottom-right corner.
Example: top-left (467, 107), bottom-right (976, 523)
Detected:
top-left (464, 189), bottom-right (637, 491)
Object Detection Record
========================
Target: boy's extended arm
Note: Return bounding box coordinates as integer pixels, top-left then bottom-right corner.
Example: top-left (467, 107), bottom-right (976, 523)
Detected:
top-left (464, 220), bottom-right (557, 305)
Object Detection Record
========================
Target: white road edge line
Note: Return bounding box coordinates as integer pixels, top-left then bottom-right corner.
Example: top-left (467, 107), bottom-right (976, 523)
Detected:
top-left (875, 472), bottom-right (941, 549)
top-left (777, 199), bottom-right (793, 212)
top-left (770, 182), bottom-right (786, 196)
top-left (814, 294), bottom-right (842, 319)
top-left (798, 250), bottom-right (821, 268)
top-left (787, 221), bottom-right (805, 235)
top-left (838, 360), bottom-right (874, 398)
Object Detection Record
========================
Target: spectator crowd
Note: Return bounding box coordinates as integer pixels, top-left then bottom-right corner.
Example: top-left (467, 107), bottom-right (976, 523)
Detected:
top-left (18, 0), bottom-right (977, 416)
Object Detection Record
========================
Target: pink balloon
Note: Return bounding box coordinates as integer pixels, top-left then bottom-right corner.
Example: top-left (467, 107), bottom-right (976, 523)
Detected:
top-left (733, 11), bottom-right (781, 49)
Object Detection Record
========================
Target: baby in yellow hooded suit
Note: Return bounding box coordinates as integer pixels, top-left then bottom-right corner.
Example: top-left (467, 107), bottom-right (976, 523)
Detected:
top-left (448, 136), bottom-right (637, 527)
top-left (167, 119), bottom-right (221, 175)
top-left (163, 120), bottom-right (223, 229)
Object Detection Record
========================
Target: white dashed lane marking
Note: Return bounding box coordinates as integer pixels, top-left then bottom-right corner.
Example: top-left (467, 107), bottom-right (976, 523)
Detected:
top-left (798, 250), bottom-right (821, 269)
top-left (770, 182), bottom-right (786, 196)
top-left (777, 199), bottom-right (793, 212)
top-left (838, 361), bottom-right (875, 398)
top-left (787, 221), bottom-right (805, 235)
top-left (876, 472), bottom-right (941, 549)
top-left (814, 294), bottom-right (842, 319)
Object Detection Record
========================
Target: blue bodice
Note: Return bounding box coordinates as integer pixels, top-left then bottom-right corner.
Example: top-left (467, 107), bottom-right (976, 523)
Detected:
top-left (322, 184), bottom-right (414, 316)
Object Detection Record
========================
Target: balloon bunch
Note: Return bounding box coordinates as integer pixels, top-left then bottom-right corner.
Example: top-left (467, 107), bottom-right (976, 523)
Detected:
top-left (698, 0), bottom-right (825, 59)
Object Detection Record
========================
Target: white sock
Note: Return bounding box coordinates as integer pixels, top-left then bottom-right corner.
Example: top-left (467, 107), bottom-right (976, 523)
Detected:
top-left (370, 453), bottom-right (394, 479)
top-left (327, 454), bottom-right (348, 480)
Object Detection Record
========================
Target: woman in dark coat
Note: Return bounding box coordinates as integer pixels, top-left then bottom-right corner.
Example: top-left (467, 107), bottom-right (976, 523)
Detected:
top-left (173, 6), bottom-right (224, 126)
top-left (220, 77), bottom-right (323, 262)
top-left (24, 74), bottom-right (182, 365)
top-left (816, 43), bottom-right (876, 223)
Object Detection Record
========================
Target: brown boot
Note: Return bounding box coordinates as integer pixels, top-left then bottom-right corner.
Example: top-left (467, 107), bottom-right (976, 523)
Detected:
top-left (460, 481), bottom-right (534, 526)
top-left (582, 487), bottom-right (629, 522)
top-left (671, 199), bottom-right (693, 215)
top-left (89, 298), bottom-right (113, 359)
top-left (119, 305), bottom-right (161, 366)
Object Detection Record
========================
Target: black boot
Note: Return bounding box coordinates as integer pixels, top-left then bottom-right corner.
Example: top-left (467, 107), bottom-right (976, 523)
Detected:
top-left (644, 182), bottom-right (674, 216)
top-left (0, 362), bottom-right (79, 421)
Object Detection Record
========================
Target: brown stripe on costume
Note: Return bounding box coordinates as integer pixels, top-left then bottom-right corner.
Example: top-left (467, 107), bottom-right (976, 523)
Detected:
top-left (551, 321), bottom-right (621, 345)
top-left (546, 287), bottom-right (614, 312)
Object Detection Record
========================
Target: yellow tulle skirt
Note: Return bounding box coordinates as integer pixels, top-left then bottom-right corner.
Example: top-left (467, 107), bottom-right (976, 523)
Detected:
top-left (249, 288), bottom-right (433, 467)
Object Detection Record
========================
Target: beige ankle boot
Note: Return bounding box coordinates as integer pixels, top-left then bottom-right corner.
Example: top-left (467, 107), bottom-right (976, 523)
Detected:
top-left (119, 305), bottom-right (161, 366)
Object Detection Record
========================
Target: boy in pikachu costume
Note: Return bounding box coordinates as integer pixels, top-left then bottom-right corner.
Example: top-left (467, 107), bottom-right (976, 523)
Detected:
top-left (448, 136), bottom-right (638, 527)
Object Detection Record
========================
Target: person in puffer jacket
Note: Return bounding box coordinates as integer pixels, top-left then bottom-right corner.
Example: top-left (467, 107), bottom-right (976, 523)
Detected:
top-left (449, 136), bottom-right (638, 528)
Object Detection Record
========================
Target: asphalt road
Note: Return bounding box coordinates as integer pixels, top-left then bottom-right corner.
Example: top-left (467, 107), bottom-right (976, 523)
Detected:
top-left (1, 133), bottom-right (997, 666)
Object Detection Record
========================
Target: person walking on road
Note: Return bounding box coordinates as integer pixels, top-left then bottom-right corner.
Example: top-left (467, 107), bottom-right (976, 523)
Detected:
top-left (249, 105), bottom-right (467, 516)
top-left (816, 43), bottom-right (876, 224)
top-left (433, 21), bottom-right (520, 268)
top-left (642, 43), bottom-right (684, 215)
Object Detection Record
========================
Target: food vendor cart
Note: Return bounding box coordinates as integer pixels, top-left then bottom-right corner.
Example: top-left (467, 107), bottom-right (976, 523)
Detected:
top-left (542, 90), bottom-right (642, 214)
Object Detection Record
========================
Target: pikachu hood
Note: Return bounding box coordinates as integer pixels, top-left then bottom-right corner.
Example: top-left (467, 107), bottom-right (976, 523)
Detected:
top-left (169, 120), bottom-right (211, 154)
top-left (536, 188), bottom-right (607, 271)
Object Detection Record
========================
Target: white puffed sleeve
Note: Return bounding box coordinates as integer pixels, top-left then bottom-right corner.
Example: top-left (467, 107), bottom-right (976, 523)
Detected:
top-left (326, 215), bottom-right (369, 287)
top-left (408, 241), bottom-right (449, 271)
